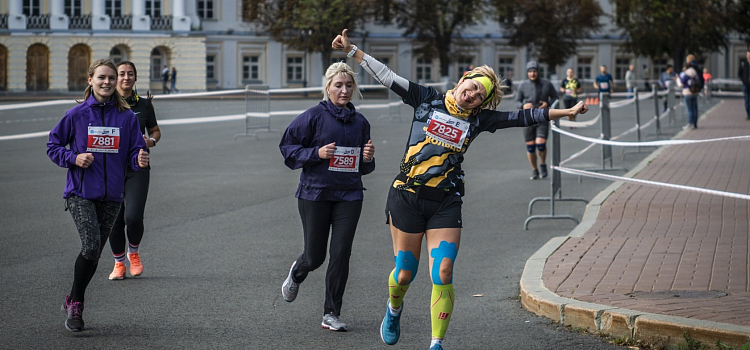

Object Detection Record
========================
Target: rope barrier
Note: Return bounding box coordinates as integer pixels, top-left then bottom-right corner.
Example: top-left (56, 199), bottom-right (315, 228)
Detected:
top-left (553, 165), bottom-right (750, 201)
top-left (552, 124), bottom-right (750, 147)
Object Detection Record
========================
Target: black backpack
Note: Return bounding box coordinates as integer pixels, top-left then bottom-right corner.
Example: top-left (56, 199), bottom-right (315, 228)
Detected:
top-left (688, 64), bottom-right (703, 93)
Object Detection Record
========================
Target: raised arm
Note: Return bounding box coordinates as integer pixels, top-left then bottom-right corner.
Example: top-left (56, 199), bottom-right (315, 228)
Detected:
top-left (332, 29), bottom-right (409, 94)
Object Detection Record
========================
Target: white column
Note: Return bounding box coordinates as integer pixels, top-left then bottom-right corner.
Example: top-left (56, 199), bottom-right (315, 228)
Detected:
top-left (132, 0), bottom-right (151, 31)
top-left (171, 0), bottom-right (191, 32)
top-left (91, 0), bottom-right (111, 30)
top-left (50, 0), bottom-right (69, 30)
top-left (8, 0), bottom-right (26, 30)
top-left (92, 0), bottom-right (104, 16)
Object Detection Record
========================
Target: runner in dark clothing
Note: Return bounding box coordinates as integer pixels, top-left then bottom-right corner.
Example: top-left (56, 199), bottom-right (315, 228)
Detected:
top-left (279, 61), bottom-right (375, 332)
top-left (107, 61), bottom-right (161, 281)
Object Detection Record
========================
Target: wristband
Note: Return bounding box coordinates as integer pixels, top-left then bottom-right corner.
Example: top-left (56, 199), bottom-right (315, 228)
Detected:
top-left (347, 45), bottom-right (358, 58)
top-left (149, 137), bottom-right (157, 146)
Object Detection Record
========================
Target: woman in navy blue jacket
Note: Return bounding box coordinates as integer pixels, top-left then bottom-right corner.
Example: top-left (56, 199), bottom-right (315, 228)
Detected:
top-left (279, 62), bottom-right (375, 332)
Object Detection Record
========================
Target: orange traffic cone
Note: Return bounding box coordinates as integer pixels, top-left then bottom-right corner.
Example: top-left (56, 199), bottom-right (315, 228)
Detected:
top-left (594, 97), bottom-right (599, 105)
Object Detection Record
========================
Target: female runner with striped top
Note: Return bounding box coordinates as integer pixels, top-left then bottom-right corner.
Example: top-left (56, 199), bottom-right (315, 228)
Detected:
top-left (332, 29), bottom-right (588, 350)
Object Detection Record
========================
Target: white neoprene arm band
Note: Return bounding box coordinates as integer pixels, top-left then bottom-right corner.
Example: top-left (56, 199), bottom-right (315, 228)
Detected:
top-left (359, 53), bottom-right (409, 92)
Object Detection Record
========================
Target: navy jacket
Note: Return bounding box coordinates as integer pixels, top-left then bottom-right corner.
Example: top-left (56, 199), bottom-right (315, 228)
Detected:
top-left (279, 99), bottom-right (375, 201)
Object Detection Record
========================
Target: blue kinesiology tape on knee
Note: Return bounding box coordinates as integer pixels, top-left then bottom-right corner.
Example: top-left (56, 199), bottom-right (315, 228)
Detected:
top-left (526, 144), bottom-right (536, 153)
top-left (536, 143), bottom-right (546, 152)
top-left (393, 250), bottom-right (419, 284)
top-left (430, 241), bottom-right (458, 285)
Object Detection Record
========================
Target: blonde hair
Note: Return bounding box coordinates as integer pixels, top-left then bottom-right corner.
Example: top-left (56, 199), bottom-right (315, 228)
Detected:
top-left (686, 54), bottom-right (696, 63)
top-left (79, 58), bottom-right (129, 112)
top-left (457, 65), bottom-right (506, 110)
top-left (323, 61), bottom-right (361, 102)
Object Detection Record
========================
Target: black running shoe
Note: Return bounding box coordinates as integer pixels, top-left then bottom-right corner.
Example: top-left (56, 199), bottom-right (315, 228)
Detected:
top-left (530, 169), bottom-right (540, 180)
top-left (540, 164), bottom-right (548, 178)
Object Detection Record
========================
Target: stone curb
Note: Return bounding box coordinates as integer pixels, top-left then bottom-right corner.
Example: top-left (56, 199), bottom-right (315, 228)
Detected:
top-left (520, 101), bottom-right (750, 348)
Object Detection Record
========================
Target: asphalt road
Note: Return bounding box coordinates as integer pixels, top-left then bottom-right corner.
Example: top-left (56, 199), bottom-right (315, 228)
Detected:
top-left (0, 92), bottom-right (716, 349)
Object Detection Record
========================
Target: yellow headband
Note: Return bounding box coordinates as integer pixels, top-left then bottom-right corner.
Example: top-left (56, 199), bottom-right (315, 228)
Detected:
top-left (463, 73), bottom-right (495, 104)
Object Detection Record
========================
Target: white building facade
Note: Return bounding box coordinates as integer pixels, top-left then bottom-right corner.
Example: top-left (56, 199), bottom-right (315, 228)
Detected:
top-left (0, 0), bottom-right (747, 93)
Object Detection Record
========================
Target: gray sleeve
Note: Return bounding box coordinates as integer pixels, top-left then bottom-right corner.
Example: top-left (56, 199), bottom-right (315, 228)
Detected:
top-left (547, 81), bottom-right (558, 101)
top-left (359, 53), bottom-right (409, 92)
top-left (514, 82), bottom-right (525, 109)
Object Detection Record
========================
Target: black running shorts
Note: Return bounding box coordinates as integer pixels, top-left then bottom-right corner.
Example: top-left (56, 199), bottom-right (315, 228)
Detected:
top-left (384, 186), bottom-right (463, 234)
top-left (523, 121), bottom-right (550, 142)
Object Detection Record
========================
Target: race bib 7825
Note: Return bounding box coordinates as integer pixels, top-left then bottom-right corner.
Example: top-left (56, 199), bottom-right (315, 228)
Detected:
top-left (426, 111), bottom-right (470, 149)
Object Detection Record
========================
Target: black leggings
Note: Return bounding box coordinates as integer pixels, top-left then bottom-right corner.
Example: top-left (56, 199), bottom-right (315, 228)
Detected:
top-left (65, 195), bottom-right (121, 302)
top-left (292, 199), bottom-right (363, 316)
top-left (110, 168), bottom-right (150, 256)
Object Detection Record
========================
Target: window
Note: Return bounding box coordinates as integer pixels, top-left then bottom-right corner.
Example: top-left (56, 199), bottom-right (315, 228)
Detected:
top-left (64, 0), bottom-right (83, 17)
top-left (105, 0), bottom-right (123, 17)
top-left (198, 0), bottom-right (215, 19)
top-left (145, 0), bottom-right (162, 17)
top-left (287, 56), bottom-right (303, 82)
top-left (23, 0), bottom-right (41, 16)
top-left (456, 57), bottom-right (473, 77)
top-left (497, 57), bottom-right (514, 79)
top-left (615, 58), bottom-right (630, 80)
top-left (109, 46), bottom-right (127, 64)
top-left (577, 57), bottom-right (593, 80)
top-left (150, 47), bottom-right (167, 81)
top-left (416, 58), bottom-right (432, 82)
top-left (206, 54), bottom-right (216, 81)
top-left (242, 55), bottom-right (260, 82)
top-left (538, 63), bottom-right (551, 79)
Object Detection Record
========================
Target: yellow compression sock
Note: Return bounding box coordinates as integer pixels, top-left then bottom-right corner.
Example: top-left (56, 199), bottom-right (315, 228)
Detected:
top-left (388, 269), bottom-right (410, 309)
top-left (430, 283), bottom-right (454, 339)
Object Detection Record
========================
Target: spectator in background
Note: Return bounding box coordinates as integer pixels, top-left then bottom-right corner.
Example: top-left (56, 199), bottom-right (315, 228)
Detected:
top-left (593, 65), bottom-right (613, 96)
top-left (161, 65), bottom-right (170, 94)
top-left (170, 67), bottom-right (179, 94)
top-left (677, 54), bottom-right (700, 130)
top-left (625, 64), bottom-right (636, 98)
top-left (740, 48), bottom-right (750, 120)
top-left (658, 65), bottom-right (676, 113)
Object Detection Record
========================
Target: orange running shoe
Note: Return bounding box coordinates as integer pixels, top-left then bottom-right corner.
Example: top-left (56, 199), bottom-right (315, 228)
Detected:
top-left (108, 262), bottom-right (126, 280)
top-left (128, 252), bottom-right (143, 277)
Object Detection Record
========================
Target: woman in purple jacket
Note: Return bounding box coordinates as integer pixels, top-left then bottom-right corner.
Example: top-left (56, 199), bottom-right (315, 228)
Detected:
top-left (279, 62), bottom-right (375, 332)
top-left (47, 58), bottom-right (149, 332)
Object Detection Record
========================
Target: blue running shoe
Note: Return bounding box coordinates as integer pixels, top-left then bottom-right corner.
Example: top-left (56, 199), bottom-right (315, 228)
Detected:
top-left (429, 340), bottom-right (444, 350)
top-left (380, 301), bottom-right (402, 345)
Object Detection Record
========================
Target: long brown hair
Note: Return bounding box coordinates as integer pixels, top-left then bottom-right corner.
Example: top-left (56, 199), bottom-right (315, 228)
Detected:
top-left (79, 58), bottom-right (129, 112)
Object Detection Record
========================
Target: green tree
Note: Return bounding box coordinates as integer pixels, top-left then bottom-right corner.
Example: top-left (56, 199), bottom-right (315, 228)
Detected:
top-left (243, 0), bottom-right (368, 80)
top-left (731, 0), bottom-right (750, 45)
top-left (492, 0), bottom-right (603, 71)
top-left (611, 0), bottom-right (734, 71)
top-left (389, 0), bottom-right (486, 79)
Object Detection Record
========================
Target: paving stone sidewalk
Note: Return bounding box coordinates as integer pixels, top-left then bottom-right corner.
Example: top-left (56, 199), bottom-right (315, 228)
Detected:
top-left (522, 99), bottom-right (750, 348)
